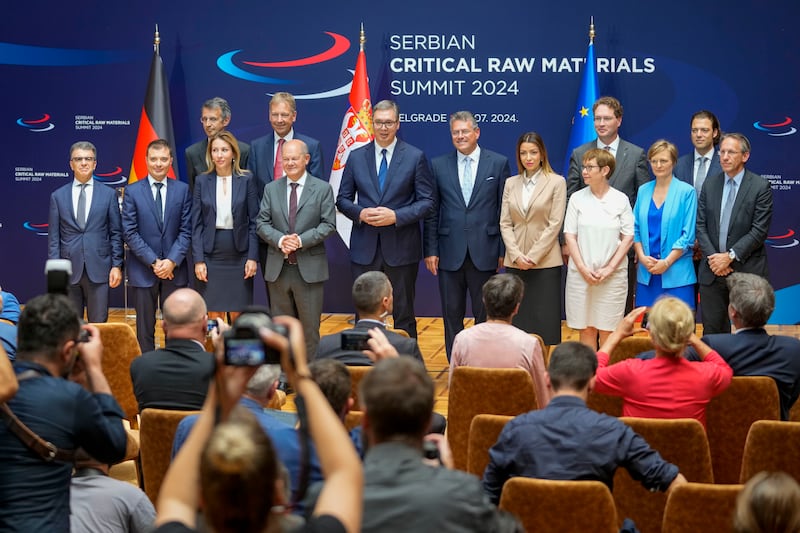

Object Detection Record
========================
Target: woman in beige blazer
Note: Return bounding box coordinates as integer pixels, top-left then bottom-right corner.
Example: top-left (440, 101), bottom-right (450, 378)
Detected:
top-left (500, 132), bottom-right (566, 344)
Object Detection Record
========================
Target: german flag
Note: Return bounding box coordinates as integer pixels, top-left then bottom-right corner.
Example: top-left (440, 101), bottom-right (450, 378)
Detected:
top-left (128, 26), bottom-right (177, 183)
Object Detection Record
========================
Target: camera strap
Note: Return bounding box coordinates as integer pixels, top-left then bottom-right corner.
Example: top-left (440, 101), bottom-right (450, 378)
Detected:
top-left (0, 370), bottom-right (76, 462)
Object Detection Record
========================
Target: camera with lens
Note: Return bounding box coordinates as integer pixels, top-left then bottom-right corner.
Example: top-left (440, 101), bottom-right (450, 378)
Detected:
top-left (340, 330), bottom-right (371, 351)
top-left (223, 308), bottom-right (288, 366)
top-left (45, 259), bottom-right (72, 296)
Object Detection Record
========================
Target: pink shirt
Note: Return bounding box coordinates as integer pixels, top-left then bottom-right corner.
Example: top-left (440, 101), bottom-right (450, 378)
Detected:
top-left (449, 322), bottom-right (551, 407)
top-left (595, 350), bottom-right (733, 428)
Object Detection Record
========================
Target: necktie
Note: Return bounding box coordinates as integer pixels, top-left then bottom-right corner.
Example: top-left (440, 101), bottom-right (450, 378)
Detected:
top-left (695, 156), bottom-right (708, 194)
top-left (77, 183), bottom-right (87, 230)
top-left (462, 156), bottom-right (473, 204)
top-left (378, 148), bottom-right (388, 191)
top-left (154, 182), bottom-right (164, 225)
top-left (718, 178), bottom-right (737, 252)
top-left (288, 182), bottom-right (298, 264)
top-left (274, 138), bottom-right (285, 180)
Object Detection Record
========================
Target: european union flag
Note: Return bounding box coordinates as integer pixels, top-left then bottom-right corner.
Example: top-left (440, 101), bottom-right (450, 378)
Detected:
top-left (562, 37), bottom-right (598, 176)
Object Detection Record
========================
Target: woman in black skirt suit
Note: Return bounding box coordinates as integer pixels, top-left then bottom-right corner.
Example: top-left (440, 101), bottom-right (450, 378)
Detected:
top-left (191, 131), bottom-right (259, 320)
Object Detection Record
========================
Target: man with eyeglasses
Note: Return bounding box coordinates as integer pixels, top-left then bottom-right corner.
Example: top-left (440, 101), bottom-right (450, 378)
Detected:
top-left (337, 100), bottom-right (434, 338)
top-left (566, 96), bottom-right (650, 313)
top-left (184, 97), bottom-right (250, 191)
top-left (423, 111), bottom-right (511, 360)
top-left (696, 133), bottom-right (773, 334)
top-left (48, 141), bottom-right (123, 322)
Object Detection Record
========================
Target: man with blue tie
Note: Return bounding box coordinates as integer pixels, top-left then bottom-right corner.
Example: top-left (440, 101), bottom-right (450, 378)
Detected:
top-left (48, 141), bottom-right (123, 322)
top-left (423, 111), bottom-right (511, 359)
top-left (122, 139), bottom-right (193, 352)
top-left (337, 100), bottom-right (434, 338)
top-left (696, 133), bottom-right (773, 334)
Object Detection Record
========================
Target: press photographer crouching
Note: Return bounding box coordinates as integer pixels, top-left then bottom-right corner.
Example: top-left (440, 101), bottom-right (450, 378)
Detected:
top-left (154, 314), bottom-right (363, 533)
top-left (0, 293), bottom-right (128, 531)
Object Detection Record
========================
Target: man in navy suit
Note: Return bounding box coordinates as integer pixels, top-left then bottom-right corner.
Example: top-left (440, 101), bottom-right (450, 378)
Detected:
top-left (423, 111), bottom-right (511, 360)
top-left (337, 100), bottom-right (434, 339)
top-left (675, 110), bottom-right (723, 301)
top-left (184, 97), bottom-right (250, 191)
top-left (696, 133), bottom-right (773, 333)
top-left (122, 139), bottom-right (192, 352)
top-left (48, 141), bottom-right (123, 322)
top-left (248, 92), bottom-right (325, 302)
top-left (565, 96), bottom-right (651, 313)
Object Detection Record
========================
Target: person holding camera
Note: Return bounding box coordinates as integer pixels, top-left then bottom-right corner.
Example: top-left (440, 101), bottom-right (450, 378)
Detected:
top-left (129, 288), bottom-right (215, 412)
top-left (154, 315), bottom-right (363, 533)
top-left (0, 293), bottom-right (128, 531)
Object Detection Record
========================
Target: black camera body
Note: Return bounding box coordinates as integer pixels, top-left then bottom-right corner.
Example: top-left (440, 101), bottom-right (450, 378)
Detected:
top-left (45, 259), bottom-right (72, 296)
top-left (223, 310), bottom-right (288, 366)
top-left (340, 329), bottom-right (371, 351)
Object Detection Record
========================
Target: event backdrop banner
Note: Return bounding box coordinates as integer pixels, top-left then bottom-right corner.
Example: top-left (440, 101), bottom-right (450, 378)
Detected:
top-left (1, 1), bottom-right (798, 323)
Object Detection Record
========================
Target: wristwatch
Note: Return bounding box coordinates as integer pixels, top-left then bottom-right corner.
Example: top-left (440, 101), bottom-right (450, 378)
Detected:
top-left (728, 249), bottom-right (736, 261)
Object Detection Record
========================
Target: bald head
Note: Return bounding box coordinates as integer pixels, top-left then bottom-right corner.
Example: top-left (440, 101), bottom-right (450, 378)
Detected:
top-left (161, 288), bottom-right (207, 341)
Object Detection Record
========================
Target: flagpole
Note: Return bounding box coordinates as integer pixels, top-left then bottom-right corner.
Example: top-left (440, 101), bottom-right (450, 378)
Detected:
top-left (562, 19), bottom-right (599, 176)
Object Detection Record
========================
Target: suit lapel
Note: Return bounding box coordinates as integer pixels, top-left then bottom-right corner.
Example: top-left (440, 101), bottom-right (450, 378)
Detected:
top-left (447, 152), bottom-right (467, 208)
top-left (296, 178), bottom-right (314, 216)
top-left (266, 134), bottom-right (276, 181)
top-left (366, 144), bottom-right (380, 195)
top-left (144, 180), bottom-right (164, 233)
top-left (528, 173), bottom-right (549, 215)
top-left (275, 179), bottom-right (289, 227)
top-left (610, 142), bottom-right (629, 186)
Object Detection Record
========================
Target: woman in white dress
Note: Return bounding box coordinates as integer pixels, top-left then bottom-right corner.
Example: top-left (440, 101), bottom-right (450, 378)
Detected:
top-left (564, 148), bottom-right (634, 349)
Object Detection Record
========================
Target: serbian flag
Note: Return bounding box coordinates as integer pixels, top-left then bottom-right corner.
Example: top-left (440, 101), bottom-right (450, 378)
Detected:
top-left (128, 28), bottom-right (177, 183)
top-left (562, 20), bottom-right (599, 176)
top-left (330, 26), bottom-right (374, 245)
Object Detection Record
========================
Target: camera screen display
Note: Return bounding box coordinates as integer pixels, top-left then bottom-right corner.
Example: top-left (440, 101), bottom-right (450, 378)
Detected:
top-left (224, 338), bottom-right (266, 366)
top-left (341, 330), bottom-right (371, 351)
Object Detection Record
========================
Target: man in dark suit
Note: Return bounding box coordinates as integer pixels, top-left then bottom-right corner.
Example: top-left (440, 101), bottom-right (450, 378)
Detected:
top-left (701, 273), bottom-right (800, 420)
top-left (316, 271), bottom-right (425, 366)
top-left (256, 139), bottom-right (336, 357)
top-left (184, 97), bottom-right (250, 191)
top-left (48, 141), bottom-right (123, 322)
top-left (122, 139), bottom-right (192, 352)
top-left (675, 110), bottom-right (723, 302)
top-left (696, 133), bottom-right (773, 334)
top-left (565, 96), bottom-right (651, 312)
top-left (129, 288), bottom-right (215, 412)
top-left (337, 100), bottom-right (434, 338)
top-left (247, 92), bottom-right (325, 302)
top-left (423, 111), bottom-right (511, 360)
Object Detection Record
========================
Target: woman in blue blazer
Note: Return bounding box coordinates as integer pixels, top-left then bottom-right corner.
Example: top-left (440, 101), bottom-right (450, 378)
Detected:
top-left (633, 140), bottom-right (697, 308)
top-left (191, 131), bottom-right (259, 319)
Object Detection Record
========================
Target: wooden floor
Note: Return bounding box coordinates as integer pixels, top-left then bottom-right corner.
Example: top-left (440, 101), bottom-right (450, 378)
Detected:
top-left (109, 309), bottom-right (800, 421)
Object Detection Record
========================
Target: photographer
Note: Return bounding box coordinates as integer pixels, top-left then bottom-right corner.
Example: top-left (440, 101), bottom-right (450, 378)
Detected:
top-left (154, 315), bottom-right (363, 533)
top-left (0, 293), bottom-right (128, 531)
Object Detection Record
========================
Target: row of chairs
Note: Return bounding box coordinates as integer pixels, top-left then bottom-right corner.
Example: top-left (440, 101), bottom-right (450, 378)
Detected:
top-left (469, 414), bottom-right (800, 533)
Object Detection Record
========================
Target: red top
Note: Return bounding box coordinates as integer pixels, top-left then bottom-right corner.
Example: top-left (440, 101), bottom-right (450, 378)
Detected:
top-left (595, 350), bottom-right (733, 429)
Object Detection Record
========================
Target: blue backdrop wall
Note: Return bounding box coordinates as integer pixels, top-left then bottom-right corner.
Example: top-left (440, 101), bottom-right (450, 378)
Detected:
top-left (2, 1), bottom-right (799, 323)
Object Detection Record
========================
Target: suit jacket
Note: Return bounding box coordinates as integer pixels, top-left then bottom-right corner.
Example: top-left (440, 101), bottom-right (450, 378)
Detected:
top-left (122, 178), bottom-right (192, 287)
top-left (499, 171), bottom-right (566, 269)
top-left (315, 320), bottom-right (425, 366)
top-left (191, 171), bottom-right (259, 263)
top-left (247, 132), bottom-right (325, 196)
top-left (696, 168), bottom-right (773, 285)
top-left (702, 329), bottom-right (800, 421)
top-left (129, 338), bottom-right (215, 411)
top-left (423, 148), bottom-right (511, 271)
top-left (632, 177), bottom-right (697, 288)
top-left (185, 138), bottom-right (250, 191)
top-left (675, 150), bottom-right (722, 190)
top-left (566, 138), bottom-right (651, 207)
top-left (48, 178), bottom-right (123, 284)
top-left (256, 174), bottom-right (336, 283)
top-left (337, 140), bottom-right (434, 266)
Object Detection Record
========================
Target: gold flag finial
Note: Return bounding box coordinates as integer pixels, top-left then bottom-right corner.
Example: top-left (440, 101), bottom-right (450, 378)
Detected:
top-left (154, 24), bottom-right (160, 54)
top-left (589, 17), bottom-right (595, 44)
top-left (359, 22), bottom-right (366, 52)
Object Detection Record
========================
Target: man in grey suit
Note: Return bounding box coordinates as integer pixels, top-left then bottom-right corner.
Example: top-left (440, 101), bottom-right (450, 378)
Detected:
top-left (184, 97), bottom-right (250, 191)
top-left (696, 133), bottom-right (773, 334)
top-left (565, 96), bottom-right (650, 312)
top-left (256, 139), bottom-right (336, 356)
top-left (48, 141), bottom-right (123, 322)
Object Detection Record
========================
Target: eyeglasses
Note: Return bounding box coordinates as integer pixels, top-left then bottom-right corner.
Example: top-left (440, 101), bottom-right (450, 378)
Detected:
top-left (200, 116), bottom-right (220, 124)
top-left (374, 120), bottom-right (398, 129)
top-left (719, 150), bottom-right (742, 156)
top-left (593, 116), bottom-right (617, 124)
top-left (581, 165), bottom-right (600, 171)
top-left (71, 157), bottom-right (95, 162)
top-left (649, 159), bottom-right (672, 166)
top-left (451, 129), bottom-right (476, 137)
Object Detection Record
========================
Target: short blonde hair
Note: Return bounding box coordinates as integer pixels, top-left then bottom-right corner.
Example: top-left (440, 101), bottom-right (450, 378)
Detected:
top-left (647, 139), bottom-right (678, 165)
top-left (647, 297), bottom-right (695, 354)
